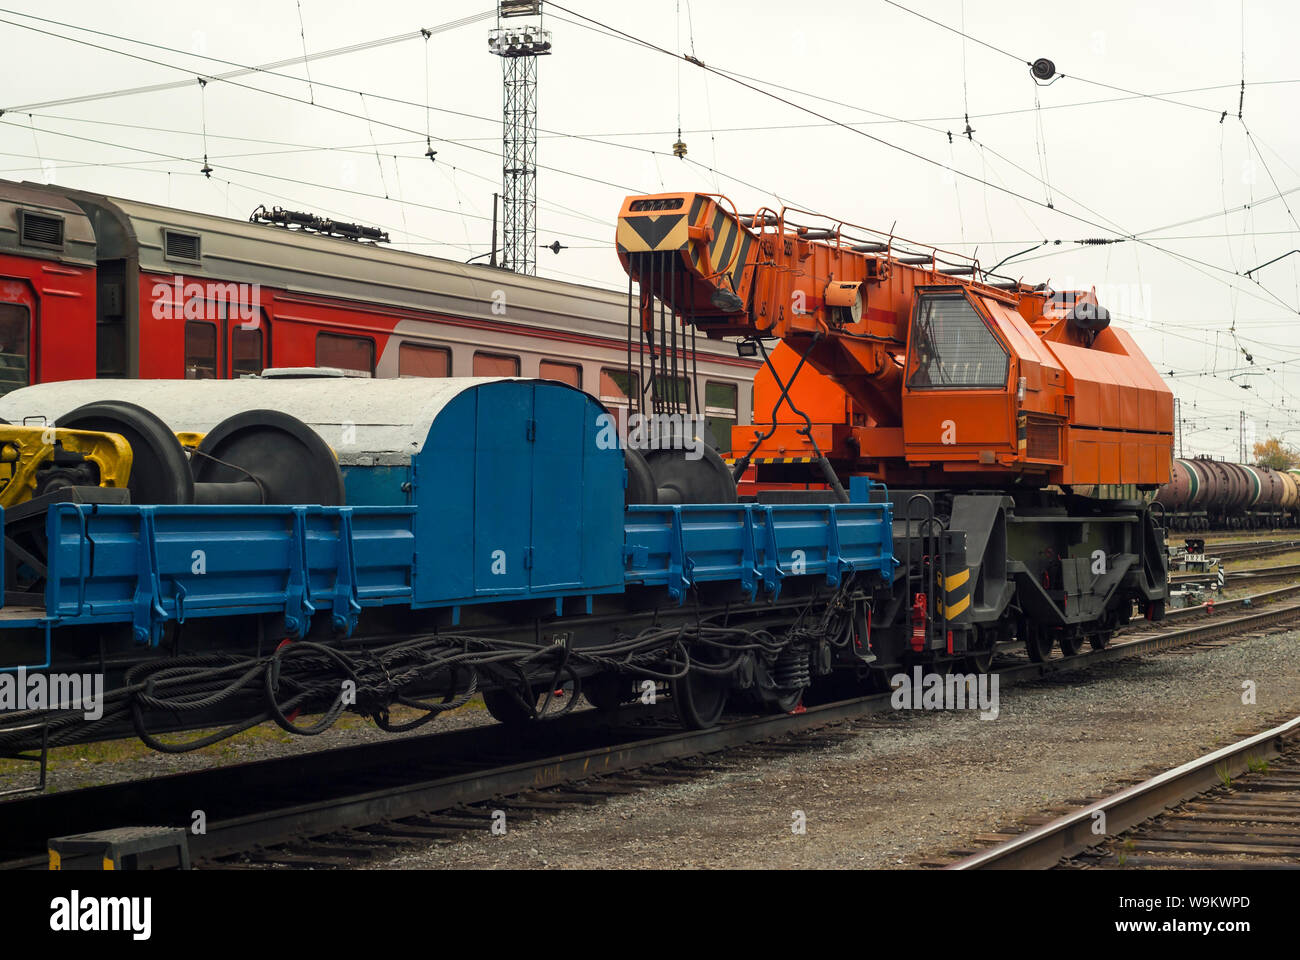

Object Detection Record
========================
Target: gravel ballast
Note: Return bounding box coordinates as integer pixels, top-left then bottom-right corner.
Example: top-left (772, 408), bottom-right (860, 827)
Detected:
top-left (373, 628), bottom-right (1300, 869)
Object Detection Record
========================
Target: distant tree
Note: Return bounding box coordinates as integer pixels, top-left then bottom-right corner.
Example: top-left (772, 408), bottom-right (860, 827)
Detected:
top-left (1253, 437), bottom-right (1300, 470)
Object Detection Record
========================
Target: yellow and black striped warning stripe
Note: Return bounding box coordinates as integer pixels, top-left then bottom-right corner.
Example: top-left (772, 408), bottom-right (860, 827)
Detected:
top-left (724, 456), bottom-right (817, 466)
top-left (689, 199), bottom-right (753, 294)
top-left (936, 567), bottom-right (971, 619)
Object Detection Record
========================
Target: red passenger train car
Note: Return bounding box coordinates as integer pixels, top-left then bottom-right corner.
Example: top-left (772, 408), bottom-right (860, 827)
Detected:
top-left (0, 179), bottom-right (758, 447)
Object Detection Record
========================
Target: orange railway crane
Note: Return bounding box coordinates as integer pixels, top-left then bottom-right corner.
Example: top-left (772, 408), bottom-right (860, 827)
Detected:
top-left (617, 193), bottom-right (1172, 491)
top-left (616, 192), bottom-right (1172, 669)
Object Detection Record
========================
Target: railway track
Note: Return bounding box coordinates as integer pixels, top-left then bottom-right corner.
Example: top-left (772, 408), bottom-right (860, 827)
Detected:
top-left (1203, 538), bottom-right (1300, 562)
top-left (1165, 582), bottom-right (1300, 620)
top-left (1171, 562), bottom-right (1300, 589)
top-left (6, 596), bottom-right (1300, 871)
top-left (943, 714), bottom-right (1300, 870)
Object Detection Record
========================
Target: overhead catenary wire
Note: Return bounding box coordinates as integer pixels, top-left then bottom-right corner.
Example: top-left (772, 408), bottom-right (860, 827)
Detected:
top-left (2, 0), bottom-right (1290, 310)
top-left (881, 0), bottom-right (1228, 117)
top-left (0, 116), bottom-right (620, 249)
top-left (548, 2), bottom-right (1300, 319)
top-left (0, 7), bottom-right (497, 113)
top-left (0, 9), bottom-right (648, 198)
top-left (0, 1), bottom-right (1293, 433)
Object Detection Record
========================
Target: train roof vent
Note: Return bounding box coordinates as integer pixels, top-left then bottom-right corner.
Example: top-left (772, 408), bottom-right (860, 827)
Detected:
top-left (18, 210), bottom-right (64, 249)
top-left (163, 228), bottom-right (201, 263)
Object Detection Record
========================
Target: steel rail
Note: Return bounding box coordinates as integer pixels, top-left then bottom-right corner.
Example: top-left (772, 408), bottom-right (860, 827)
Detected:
top-left (946, 712), bottom-right (1300, 870)
top-left (1165, 582), bottom-right (1300, 619)
top-left (6, 597), bottom-right (1300, 870)
top-left (1172, 562), bottom-right (1300, 588)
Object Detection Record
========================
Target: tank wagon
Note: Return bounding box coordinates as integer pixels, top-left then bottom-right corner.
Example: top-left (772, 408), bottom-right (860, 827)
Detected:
top-left (1154, 457), bottom-right (1300, 530)
top-left (0, 374), bottom-right (894, 752)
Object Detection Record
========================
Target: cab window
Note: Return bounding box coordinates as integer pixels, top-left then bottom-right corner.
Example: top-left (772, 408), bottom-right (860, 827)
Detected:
top-left (907, 293), bottom-right (1009, 390)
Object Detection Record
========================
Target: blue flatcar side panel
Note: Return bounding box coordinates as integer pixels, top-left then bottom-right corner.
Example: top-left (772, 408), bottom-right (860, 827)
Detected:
top-left (45, 504), bottom-right (416, 643)
top-left (303, 509), bottom-right (415, 628)
top-left (624, 500), bottom-right (894, 603)
top-left (346, 509), bottom-right (416, 602)
top-left (49, 506), bottom-right (297, 622)
top-left (757, 506), bottom-right (836, 580)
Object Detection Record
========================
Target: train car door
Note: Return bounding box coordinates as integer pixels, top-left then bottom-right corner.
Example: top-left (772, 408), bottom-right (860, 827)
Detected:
top-left (182, 303), bottom-right (269, 379)
top-left (0, 285), bottom-right (35, 396)
top-left (230, 309), bottom-right (269, 378)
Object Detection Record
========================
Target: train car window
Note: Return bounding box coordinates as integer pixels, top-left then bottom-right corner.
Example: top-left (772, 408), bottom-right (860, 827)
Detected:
top-left (317, 332), bottom-right (375, 375)
top-left (599, 368), bottom-right (640, 406)
top-left (399, 343), bottom-right (451, 378)
top-left (598, 368), bottom-right (641, 433)
top-left (907, 293), bottom-right (1009, 390)
top-left (704, 381), bottom-right (738, 451)
top-left (0, 303), bottom-right (30, 396)
top-left (232, 325), bottom-right (264, 378)
top-left (539, 360), bottom-right (581, 387)
top-left (473, 352), bottom-right (520, 377)
top-left (184, 321), bottom-right (218, 379)
top-left (652, 375), bottom-right (691, 410)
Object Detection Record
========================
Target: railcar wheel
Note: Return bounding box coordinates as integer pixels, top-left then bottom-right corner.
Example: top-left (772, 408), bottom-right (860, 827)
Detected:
top-left (671, 647), bottom-right (730, 729)
top-left (193, 410), bottom-right (345, 505)
top-left (624, 448), bottom-right (658, 505)
top-left (482, 687), bottom-right (537, 725)
top-left (963, 645), bottom-right (996, 674)
top-left (776, 690), bottom-right (805, 712)
top-left (1058, 628), bottom-right (1084, 658)
top-left (1089, 629), bottom-right (1113, 651)
top-left (60, 400), bottom-right (194, 504)
top-left (1023, 621), bottom-right (1054, 662)
top-left (864, 668), bottom-right (896, 694)
top-left (645, 445), bottom-right (737, 504)
top-left (672, 672), bottom-right (728, 728)
top-left (584, 673), bottom-right (632, 712)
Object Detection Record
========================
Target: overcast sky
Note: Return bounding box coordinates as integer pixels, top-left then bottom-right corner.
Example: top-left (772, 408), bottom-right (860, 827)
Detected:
top-left (2, 0), bottom-right (1296, 460)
